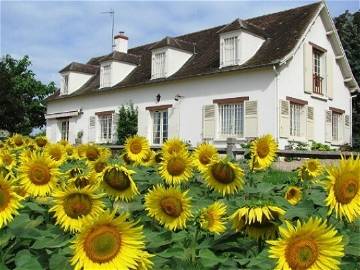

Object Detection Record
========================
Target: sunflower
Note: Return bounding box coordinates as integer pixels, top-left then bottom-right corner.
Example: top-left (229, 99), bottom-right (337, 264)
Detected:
top-left (65, 144), bottom-right (79, 160)
top-left (49, 186), bottom-right (105, 232)
top-left (325, 155), bottom-right (360, 222)
top-left (90, 157), bottom-right (108, 174)
top-left (199, 201), bottom-right (227, 234)
top-left (84, 144), bottom-right (101, 161)
top-left (10, 134), bottom-right (26, 148)
top-left (70, 211), bottom-right (145, 270)
top-left (19, 152), bottom-right (60, 197)
top-left (76, 144), bottom-right (88, 158)
top-left (0, 149), bottom-right (16, 171)
top-left (154, 151), bottom-right (163, 164)
top-left (203, 158), bottom-right (244, 196)
top-left (34, 136), bottom-right (48, 148)
top-left (298, 159), bottom-right (323, 181)
top-left (192, 143), bottom-right (219, 172)
top-left (58, 139), bottom-right (70, 147)
top-left (162, 138), bottom-right (187, 155)
top-left (135, 251), bottom-right (154, 270)
top-left (100, 165), bottom-right (139, 201)
top-left (121, 152), bottom-right (134, 165)
top-left (159, 151), bottom-right (193, 185)
top-left (136, 150), bottom-right (155, 167)
top-left (285, 186), bottom-right (302, 206)
top-left (0, 175), bottom-right (23, 228)
top-left (124, 135), bottom-right (150, 162)
top-left (267, 217), bottom-right (344, 270)
top-left (70, 171), bottom-right (99, 189)
top-left (230, 205), bottom-right (285, 240)
top-left (249, 134), bottom-right (277, 170)
top-left (45, 143), bottom-right (66, 164)
top-left (145, 185), bottom-right (192, 231)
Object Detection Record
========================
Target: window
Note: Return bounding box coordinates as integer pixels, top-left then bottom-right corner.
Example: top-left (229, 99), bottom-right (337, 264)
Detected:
top-left (290, 103), bottom-right (302, 137)
top-left (101, 64), bottom-right (111, 88)
top-left (60, 119), bottom-right (69, 141)
top-left (152, 52), bottom-right (166, 79)
top-left (152, 110), bottom-right (168, 144)
top-left (332, 112), bottom-right (342, 141)
top-left (312, 48), bottom-right (324, 95)
top-left (223, 36), bottom-right (238, 66)
top-left (63, 75), bottom-right (69, 94)
top-left (218, 103), bottom-right (244, 137)
top-left (99, 114), bottom-right (112, 142)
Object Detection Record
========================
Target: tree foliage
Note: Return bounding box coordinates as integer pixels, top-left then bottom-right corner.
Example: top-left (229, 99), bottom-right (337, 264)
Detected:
top-left (116, 103), bottom-right (138, 145)
top-left (0, 55), bottom-right (56, 135)
top-left (334, 10), bottom-right (360, 148)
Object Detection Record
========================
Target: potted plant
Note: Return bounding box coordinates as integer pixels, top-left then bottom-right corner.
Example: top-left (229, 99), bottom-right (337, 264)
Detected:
top-left (75, 131), bottom-right (83, 145)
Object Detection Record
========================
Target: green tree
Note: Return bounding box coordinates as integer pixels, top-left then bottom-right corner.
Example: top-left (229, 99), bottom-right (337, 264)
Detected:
top-left (116, 103), bottom-right (138, 145)
top-left (0, 55), bottom-right (56, 135)
top-left (334, 10), bottom-right (360, 147)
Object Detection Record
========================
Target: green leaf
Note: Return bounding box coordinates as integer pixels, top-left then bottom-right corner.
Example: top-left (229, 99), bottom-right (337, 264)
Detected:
top-left (32, 237), bottom-right (71, 249)
top-left (158, 247), bottom-right (184, 259)
top-left (14, 250), bottom-right (42, 270)
top-left (49, 254), bottom-right (72, 270)
top-left (345, 245), bottom-right (360, 257)
top-left (24, 202), bottom-right (47, 213)
top-left (198, 249), bottom-right (225, 268)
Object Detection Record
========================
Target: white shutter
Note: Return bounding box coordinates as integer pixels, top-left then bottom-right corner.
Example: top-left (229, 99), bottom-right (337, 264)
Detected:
top-left (202, 105), bottom-right (216, 140)
top-left (325, 110), bottom-right (332, 143)
top-left (300, 105), bottom-right (307, 138)
top-left (220, 41), bottom-right (224, 67)
top-left (244, 100), bottom-right (258, 138)
top-left (344, 115), bottom-right (350, 144)
top-left (279, 100), bottom-right (290, 138)
top-left (137, 109), bottom-right (149, 139)
top-left (88, 116), bottom-right (96, 143)
top-left (326, 53), bottom-right (334, 99)
top-left (168, 106), bottom-right (180, 138)
top-left (303, 43), bottom-right (313, 94)
top-left (306, 106), bottom-right (314, 140)
top-left (338, 114), bottom-right (344, 144)
top-left (112, 112), bottom-right (119, 144)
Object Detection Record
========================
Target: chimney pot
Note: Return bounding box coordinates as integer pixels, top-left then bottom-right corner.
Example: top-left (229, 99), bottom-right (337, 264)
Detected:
top-left (114, 31), bottom-right (128, 53)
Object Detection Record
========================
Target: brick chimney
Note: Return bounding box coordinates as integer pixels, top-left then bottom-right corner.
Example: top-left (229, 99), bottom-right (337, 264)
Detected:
top-left (114, 31), bottom-right (128, 53)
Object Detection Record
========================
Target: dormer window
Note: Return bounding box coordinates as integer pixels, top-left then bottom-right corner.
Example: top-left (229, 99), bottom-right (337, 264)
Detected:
top-left (101, 64), bottom-right (111, 88)
top-left (312, 48), bottom-right (324, 95)
top-left (223, 36), bottom-right (239, 66)
top-left (63, 74), bottom-right (69, 94)
top-left (152, 51), bottom-right (166, 79)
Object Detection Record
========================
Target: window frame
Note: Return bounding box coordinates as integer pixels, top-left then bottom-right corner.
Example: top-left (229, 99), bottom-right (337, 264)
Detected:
top-left (217, 102), bottom-right (244, 139)
top-left (289, 102), bottom-right (303, 138)
top-left (98, 113), bottom-right (113, 143)
top-left (331, 111), bottom-right (342, 142)
top-left (223, 36), bottom-right (238, 67)
top-left (152, 51), bottom-right (166, 79)
top-left (60, 119), bottom-right (69, 141)
top-left (100, 63), bottom-right (112, 88)
top-left (312, 47), bottom-right (325, 95)
top-left (151, 109), bottom-right (168, 145)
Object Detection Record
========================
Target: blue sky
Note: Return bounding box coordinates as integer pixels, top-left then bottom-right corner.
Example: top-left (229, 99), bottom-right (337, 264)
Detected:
top-left (1, 0), bottom-right (359, 86)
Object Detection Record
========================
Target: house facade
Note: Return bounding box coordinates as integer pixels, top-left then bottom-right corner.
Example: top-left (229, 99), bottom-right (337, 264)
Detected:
top-left (46, 2), bottom-right (359, 149)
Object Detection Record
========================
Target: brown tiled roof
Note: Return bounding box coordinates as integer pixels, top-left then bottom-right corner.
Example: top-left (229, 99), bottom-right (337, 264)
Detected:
top-left (149, 36), bottom-right (195, 52)
top-left (217, 19), bottom-right (267, 38)
top-left (96, 51), bottom-right (141, 65)
top-left (59, 62), bottom-right (98, 74)
top-left (48, 2), bottom-right (322, 101)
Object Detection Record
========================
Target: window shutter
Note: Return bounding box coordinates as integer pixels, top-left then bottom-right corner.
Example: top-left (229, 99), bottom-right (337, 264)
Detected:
top-left (112, 113), bottom-right (119, 144)
top-left (338, 114), bottom-right (344, 144)
top-left (220, 41), bottom-right (224, 67)
top-left (326, 53), bottom-right (334, 99)
top-left (202, 105), bottom-right (216, 140)
top-left (88, 116), bottom-right (96, 143)
top-left (168, 106), bottom-right (180, 138)
top-left (279, 100), bottom-right (290, 138)
top-left (137, 109), bottom-right (149, 139)
top-left (344, 114), bottom-right (350, 144)
top-left (303, 43), bottom-right (313, 94)
top-left (306, 106), bottom-right (314, 140)
top-left (244, 100), bottom-right (258, 138)
top-left (325, 110), bottom-right (332, 142)
top-left (300, 105), bottom-right (307, 138)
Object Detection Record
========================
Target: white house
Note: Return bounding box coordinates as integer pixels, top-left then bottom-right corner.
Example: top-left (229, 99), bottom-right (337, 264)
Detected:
top-left (46, 2), bottom-right (359, 149)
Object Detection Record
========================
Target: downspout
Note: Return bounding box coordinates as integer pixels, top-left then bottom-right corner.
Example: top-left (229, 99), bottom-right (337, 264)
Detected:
top-left (273, 64), bottom-right (280, 143)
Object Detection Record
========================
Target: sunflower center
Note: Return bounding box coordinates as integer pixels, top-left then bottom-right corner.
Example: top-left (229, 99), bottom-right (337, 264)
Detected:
top-left (0, 186), bottom-right (10, 211)
top-left (199, 152), bottom-right (211, 165)
top-left (334, 174), bottom-right (359, 204)
top-left (307, 162), bottom-right (317, 172)
top-left (154, 152), bottom-right (162, 163)
top-left (160, 197), bottom-right (183, 217)
top-left (2, 155), bottom-right (13, 166)
top-left (167, 157), bottom-right (186, 176)
top-left (86, 147), bottom-right (99, 161)
top-left (287, 189), bottom-right (297, 200)
top-left (104, 168), bottom-right (131, 191)
top-left (74, 176), bottom-right (90, 188)
top-left (29, 163), bottom-right (51, 185)
top-left (94, 162), bottom-right (107, 173)
top-left (49, 148), bottom-right (62, 161)
top-left (84, 225), bottom-right (121, 264)
top-left (63, 193), bottom-right (92, 218)
top-left (69, 168), bottom-right (83, 178)
top-left (129, 141), bottom-right (142, 154)
top-left (211, 163), bottom-right (235, 184)
top-left (257, 142), bottom-right (270, 158)
top-left (36, 138), bottom-right (47, 147)
top-left (14, 137), bottom-right (23, 146)
top-left (286, 238), bottom-right (319, 270)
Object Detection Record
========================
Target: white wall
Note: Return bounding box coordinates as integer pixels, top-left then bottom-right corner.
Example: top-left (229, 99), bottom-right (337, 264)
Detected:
top-left (61, 72), bottom-right (93, 95)
top-left (239, 31), bottom-right (265, 65)
top-left (167, 48), bottom-right (193, 77)
top-left (111, 61), bottom-right (137, 86)
top-left (47, 68), bottom-right (276, 147)
top-left (277, 14), bottom-right (352, 148)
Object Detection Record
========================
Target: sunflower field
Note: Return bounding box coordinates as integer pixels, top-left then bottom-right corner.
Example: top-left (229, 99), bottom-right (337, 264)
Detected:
top-left (0, 133), bottom-right (359, 270)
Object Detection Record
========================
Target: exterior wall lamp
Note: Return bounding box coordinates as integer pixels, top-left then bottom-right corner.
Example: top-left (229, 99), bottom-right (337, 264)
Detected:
top-left (156, 94), bottom-right (161, 103)
top-left (175, 94), bottom-right (184, 101)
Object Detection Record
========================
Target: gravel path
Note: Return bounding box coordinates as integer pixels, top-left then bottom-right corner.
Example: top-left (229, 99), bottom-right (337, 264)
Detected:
top-left (273, 159), bottom-right (339, 171)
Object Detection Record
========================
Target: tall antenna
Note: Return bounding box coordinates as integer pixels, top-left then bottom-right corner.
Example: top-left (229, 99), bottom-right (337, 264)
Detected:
top-left (101, 9), bottom-right (115, 51)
